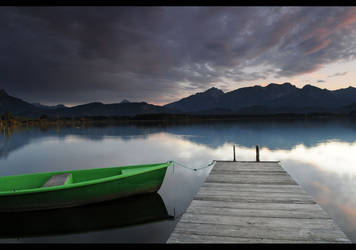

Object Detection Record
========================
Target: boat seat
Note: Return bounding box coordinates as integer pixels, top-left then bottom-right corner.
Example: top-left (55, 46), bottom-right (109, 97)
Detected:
top-left (42, 173), bottom-right (71, 188)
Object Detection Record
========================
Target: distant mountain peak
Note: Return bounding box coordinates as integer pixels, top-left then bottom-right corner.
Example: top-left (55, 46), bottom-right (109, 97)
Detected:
top-left (205, 87), bottom-right (223, 92)
top-left (266, 82), bottom-right (294, 88)
top-left (120, 99), bottom-right (130, 104)
top-left (55, 104), bottom-right (67, 109)
top-left (32, 102), bottom-right (44, 107)
top-left (0, 89), bottom-right (9, 96)
top-left (302, 84), bottom-right (321, 90)
top-left (203, 87), bottom-right (224, 97)
top-left (32, 103), bottom-right (67, 109)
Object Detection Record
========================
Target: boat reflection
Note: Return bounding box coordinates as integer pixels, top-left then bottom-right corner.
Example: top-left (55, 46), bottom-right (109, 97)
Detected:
top-left (0, 193), bottom-right (172, 238)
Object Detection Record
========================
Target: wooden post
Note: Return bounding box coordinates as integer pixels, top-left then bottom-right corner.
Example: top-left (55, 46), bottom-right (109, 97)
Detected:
top-left (233, 145), bottom-right (236, 162)
top-left (256, 145), bottom-right (260, 162)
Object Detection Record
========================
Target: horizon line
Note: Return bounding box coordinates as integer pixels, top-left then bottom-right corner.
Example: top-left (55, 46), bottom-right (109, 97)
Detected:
top-left (1, 82), bottom-right (356, 108)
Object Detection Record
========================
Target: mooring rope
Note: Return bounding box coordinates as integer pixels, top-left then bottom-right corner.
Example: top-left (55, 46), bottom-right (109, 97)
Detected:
top-left (168, 160), bottom-right (216, 219)
top-left (173, 160), bottom-right (215, 171)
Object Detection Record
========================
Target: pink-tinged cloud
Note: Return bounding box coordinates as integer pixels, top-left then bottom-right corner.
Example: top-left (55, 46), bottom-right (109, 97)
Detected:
top-left (337, 7), bottom-right (356, 28)
top-left (303, 7), bottom-right (356, 40)
top-left (303, 38), bottom-right (332, 55)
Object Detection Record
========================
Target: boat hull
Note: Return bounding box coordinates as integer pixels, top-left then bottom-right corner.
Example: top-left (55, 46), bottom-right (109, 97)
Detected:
top-left (0, 163), bottom-right (169, 212)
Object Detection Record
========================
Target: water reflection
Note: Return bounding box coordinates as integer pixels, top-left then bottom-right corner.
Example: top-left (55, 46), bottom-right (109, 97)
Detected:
top-left (0, 193), bottom-right (171, 238)
top-left (3, 119), bottom-right (356, 159)
top-left (0, 120), bottom-right (356, 242)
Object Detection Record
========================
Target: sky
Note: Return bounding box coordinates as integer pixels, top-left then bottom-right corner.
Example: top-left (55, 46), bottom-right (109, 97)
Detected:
top-left (0, 6), bottom-right (356, 106)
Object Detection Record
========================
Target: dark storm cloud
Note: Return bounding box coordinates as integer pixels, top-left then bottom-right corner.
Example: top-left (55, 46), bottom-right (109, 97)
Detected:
top-left (0, 6), bottom-right (356, 105)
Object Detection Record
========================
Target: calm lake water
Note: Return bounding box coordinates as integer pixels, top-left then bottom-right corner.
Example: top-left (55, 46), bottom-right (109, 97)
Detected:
top-left (1, 119), bottom-right (356, 243)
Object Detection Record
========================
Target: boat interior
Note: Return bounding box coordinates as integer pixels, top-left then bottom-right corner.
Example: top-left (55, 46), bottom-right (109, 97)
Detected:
top-left (0, 167), bottom-right (123, 193)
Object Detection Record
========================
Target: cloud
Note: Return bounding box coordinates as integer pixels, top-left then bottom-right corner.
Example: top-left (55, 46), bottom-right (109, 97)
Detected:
top-left (0, 7), bottom-right (356, 105)
top-left (328, 72), bottom-right (349, 78)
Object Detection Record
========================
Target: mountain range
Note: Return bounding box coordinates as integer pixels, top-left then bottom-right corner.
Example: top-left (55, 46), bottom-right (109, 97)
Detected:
top-left (2, 83), bottom-right (356, 118)
top-left (164, 83), bottom-right (356, 114)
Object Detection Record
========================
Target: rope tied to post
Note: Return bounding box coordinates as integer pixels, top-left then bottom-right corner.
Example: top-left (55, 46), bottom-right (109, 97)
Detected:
top-left (173, 160), bottom-right (215, 171)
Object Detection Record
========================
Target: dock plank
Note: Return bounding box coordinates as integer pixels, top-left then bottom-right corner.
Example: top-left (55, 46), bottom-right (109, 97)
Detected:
top-left (167, 161), bottom-right (351, 243)
top-left (185, 204), bottom-right (330, 219)
top-left (171, 222), bottom-right (349, 243)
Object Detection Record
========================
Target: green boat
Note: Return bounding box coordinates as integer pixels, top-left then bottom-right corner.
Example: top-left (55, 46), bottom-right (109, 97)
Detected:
top-left (0, 161), bottom-right (172, 212)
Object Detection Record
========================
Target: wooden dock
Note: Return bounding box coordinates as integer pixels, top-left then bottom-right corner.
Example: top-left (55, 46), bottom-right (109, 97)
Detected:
top-left (167, 160), bottom-right (351, 243)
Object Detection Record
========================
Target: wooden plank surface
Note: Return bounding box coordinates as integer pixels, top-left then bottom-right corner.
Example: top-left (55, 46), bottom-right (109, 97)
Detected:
top-left (167, 161), bottom-right (351, 243)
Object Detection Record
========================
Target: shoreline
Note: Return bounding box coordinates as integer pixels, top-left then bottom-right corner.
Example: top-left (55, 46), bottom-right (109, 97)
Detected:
top-left (1, 113), bottom-right (356, 131)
